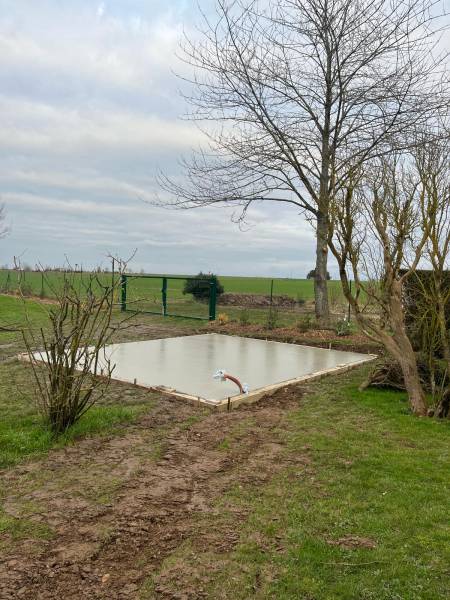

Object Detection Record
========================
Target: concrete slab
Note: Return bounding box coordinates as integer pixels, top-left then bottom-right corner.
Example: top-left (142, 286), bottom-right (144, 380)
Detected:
top-left (65, 333), bottom-right (375, 408)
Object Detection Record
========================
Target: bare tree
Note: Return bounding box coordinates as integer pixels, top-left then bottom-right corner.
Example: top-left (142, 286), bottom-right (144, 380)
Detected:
top-left (328, 151), bottom-right (448, 416)
top-left (159, 0), bottom-right (448, 322)
top-left (414, 138), bottom-right (450, 416)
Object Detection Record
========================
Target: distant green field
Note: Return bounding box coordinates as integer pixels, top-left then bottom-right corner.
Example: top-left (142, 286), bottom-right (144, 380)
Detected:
top-left (220, 275), bottom-right (345, 300)
top-left (0, 270), bottom-right (344, 302)
top-left (0, 270), bottom-right (349, 321)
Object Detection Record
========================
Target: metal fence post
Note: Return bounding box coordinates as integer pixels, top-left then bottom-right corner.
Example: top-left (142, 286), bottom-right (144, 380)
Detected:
top-left (162, 277), bottom-right (168, 316)
top-left (270, 279), bottom-right (274, 306)
top-left (209, 278), bottom-right (217, 321)
top-left (120, 274), bottom-right (127, 312)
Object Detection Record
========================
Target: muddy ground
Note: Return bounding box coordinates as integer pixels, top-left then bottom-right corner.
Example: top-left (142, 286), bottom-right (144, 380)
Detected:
top-left (0, 320), bottom-right (317, 599)
top-left (1, 384), bottom-right (306, 599)
top-left (208, 321), bottom-right (381, 355)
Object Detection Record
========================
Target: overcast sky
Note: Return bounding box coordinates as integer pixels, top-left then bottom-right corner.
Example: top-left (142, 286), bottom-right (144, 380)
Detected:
top-left (1, 1), bottom-right (447, 278)
top-left (0, 0), bottom-right (323, 277)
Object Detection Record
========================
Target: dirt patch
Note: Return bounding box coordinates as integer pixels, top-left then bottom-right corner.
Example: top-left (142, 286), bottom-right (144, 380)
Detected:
top-left (327, 535), bottom-right (377, 549)
top-left (0, 384), bottom-right (307, 599)
top-left (218, 292), bottom-right (298, 308)
top-left (111, 319), bottom-right (194, 345)
top-left (208, 322), bottom-right (381, 354)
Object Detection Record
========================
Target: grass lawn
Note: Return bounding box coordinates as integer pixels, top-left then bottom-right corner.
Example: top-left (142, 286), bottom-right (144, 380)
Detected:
top-left (0, 294), bottom-right (448, 598)
top-left (0, 362), bottom-right (150, 468)
top-left (0, 358), bottom-right (156, 469)
top-left (205, 379), bottom-right (449, 599)
top-left (0, 296), bottom-right (156, 467)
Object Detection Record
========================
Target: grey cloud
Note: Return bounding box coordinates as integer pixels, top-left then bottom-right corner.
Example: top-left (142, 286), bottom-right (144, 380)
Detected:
top-left (0, 0), bottom-right (327, 278)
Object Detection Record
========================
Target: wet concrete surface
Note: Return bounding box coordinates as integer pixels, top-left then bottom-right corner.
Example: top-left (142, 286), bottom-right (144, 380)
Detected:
top-left (93, 334), bottom-right (372, 402)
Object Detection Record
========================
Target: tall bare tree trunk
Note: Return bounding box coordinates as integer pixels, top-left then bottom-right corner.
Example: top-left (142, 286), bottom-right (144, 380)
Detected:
top-left (386, 281), bottom-right (428, 416)
top-left (315, 211), bottom-right (330, 322)
top-left (397, 353), bottom-right (428, 416)
top-left (355, 309), bottom-right (428, 416)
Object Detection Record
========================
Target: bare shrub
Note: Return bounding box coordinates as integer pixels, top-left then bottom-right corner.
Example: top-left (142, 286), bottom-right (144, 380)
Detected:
top-left (21, 263), bottom-right (130, 434)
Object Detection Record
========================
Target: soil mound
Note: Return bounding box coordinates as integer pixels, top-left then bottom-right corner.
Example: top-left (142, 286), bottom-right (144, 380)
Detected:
top-left (218, 292), bottom-right (298, 308)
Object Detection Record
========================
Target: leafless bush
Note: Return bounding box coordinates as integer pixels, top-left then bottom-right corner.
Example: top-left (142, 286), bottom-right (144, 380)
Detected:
top-left (20, 261), bottom-right (131, 433)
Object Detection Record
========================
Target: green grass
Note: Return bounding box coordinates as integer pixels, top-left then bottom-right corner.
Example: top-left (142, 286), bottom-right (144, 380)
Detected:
top-left (186, 376), bottom-right (450, 600)
top-left (221, 275), bottom-right (340, 300)
top-left (0, 361), bottom-right (149, 468)
top-left (0, 295), bottom-right (55, 361)
top-left (0, 507), bottom-right (54, 545)
top-left (0, 296), bottom-right (153, 467)
top-left (0, 269), bottom-right (350, 326)
top-left (0, 269), bottom-right (344, 301)
top-left (0, 293), bottom-right (51, 332)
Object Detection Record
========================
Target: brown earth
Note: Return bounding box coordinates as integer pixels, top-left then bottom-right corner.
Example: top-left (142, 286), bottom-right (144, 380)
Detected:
top-left (0, 372), bottom-right (309, 600)
top-left (217, 292), bottom-right (298, 308)
top-left (208, 322), bottom-right (381, 355)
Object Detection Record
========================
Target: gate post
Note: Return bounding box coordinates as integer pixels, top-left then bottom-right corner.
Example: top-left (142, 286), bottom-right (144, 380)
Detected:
top-left (209, 278), bottom-right (217, 321)
top-left (162, 277), bottom-right (168, 316)
top-left (120, 274), bottom-right (127, 312)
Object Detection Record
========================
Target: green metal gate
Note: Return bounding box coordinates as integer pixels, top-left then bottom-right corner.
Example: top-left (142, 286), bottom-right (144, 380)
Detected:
top-left (120, 274), bottom-right (217, 321)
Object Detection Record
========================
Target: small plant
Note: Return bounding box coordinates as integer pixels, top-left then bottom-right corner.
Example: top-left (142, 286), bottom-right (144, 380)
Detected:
top-left (239, 309), bottom-right (250, 326)
top-left (217, 312), bottom-right (229, 325)
top-left (266, 307), bottom-right (279, 330)
top-left (296, 314), bottom-right (313, 332)
top-left (335, 318), bottom-right (352, 336)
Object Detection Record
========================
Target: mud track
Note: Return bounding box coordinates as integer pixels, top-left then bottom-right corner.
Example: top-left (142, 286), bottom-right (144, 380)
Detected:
top-left (0, 382), bottom-right (307, 599)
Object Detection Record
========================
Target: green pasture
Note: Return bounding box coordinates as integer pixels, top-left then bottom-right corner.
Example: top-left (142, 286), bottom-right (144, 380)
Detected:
top-left (0, 269), bottom-right (345, 304)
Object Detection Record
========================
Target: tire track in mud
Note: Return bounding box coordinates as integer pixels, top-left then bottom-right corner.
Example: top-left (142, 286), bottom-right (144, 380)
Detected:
top-left (1, 387), bottom-right (307, 600)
